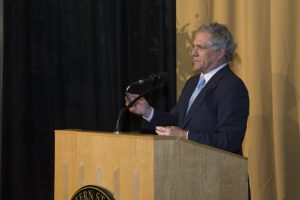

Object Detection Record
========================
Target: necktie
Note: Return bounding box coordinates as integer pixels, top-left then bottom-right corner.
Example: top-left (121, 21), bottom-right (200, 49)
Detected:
top-left (186, 76), bottom-right (206, 114)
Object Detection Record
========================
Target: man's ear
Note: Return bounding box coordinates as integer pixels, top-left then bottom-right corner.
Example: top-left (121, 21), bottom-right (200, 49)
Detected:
top-left (217, 48), bottom-right (226, 60)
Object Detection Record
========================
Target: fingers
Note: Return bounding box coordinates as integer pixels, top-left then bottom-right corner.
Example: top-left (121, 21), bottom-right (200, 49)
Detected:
top-left (126, 93), bottom-right (138, 101)
top-left (156, 126), bottom-right (187, 139)
top-left (125, 93), bottom-right (137, 103)
top-left (125, 93), bottom-right (148, 116)
top-left (156, 126), bottom-right (171, 136)
top-left (156, 126), bottom-right (169, 131)
top-left (125, 93), bottom-right (139, 107)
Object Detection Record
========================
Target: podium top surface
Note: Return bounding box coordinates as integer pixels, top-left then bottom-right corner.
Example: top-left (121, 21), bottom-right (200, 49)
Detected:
top-left (55, 129), bottom-right (247, 160)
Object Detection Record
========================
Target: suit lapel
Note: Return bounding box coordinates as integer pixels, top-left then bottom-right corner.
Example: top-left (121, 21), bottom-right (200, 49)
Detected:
top-left (178, 76), bottom-right (199, 125)
top-left (181, 66), bottom-right (230, 128)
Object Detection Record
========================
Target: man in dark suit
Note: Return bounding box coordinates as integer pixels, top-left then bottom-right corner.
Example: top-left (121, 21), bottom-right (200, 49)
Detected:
top-left (125, 22), bottom-right (249, 154)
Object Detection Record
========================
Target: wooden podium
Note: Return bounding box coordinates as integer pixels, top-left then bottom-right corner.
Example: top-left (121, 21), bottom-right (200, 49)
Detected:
top-left (55, 130), bottom-right (248, 200)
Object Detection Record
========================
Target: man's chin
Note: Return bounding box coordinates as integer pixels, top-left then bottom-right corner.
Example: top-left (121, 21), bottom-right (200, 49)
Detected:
top-left (192, 67), bottom-right (201, 75)
top-left (193, 65), bottom-right (202, 72)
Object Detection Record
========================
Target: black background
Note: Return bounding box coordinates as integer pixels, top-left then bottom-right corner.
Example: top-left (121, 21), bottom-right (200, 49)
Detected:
top-left (1, 0), bottom-right (176, 199)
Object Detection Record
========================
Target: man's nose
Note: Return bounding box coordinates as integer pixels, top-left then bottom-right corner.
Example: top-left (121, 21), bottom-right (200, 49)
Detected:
top-left (192, 48), bottom-right (198, 56)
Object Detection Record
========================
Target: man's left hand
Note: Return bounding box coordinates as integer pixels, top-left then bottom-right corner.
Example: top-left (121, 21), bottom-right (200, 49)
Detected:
top-left (155, 126), bottom-right (188, 139)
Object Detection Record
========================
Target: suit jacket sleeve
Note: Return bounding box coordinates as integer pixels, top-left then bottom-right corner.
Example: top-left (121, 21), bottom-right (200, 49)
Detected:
top-left (141, 106), bottom-right (178, 130)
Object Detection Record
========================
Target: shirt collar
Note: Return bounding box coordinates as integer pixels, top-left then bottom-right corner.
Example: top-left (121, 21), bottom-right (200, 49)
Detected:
top-left (201, 63), bottom-right (227, 85)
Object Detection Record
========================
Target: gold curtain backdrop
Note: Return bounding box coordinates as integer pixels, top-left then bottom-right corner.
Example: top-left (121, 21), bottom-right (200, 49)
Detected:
top-left (176, 0), bottom-right (300, 199)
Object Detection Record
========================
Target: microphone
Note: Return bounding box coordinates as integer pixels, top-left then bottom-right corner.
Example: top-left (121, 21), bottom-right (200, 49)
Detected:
top-left (125, 72), bottom-right (168, 94)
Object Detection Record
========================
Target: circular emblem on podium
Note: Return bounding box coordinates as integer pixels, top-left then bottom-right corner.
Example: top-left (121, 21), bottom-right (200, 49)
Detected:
top-left (71, 185), bottom-right (115, 200)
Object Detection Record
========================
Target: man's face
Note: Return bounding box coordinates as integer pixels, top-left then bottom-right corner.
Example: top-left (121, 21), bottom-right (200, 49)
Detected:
top-left (192, 32), bottom-right (222, 74)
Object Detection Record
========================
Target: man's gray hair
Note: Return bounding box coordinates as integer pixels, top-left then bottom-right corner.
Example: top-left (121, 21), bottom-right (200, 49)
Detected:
top-left (197, 22), bottom-right (236, 62)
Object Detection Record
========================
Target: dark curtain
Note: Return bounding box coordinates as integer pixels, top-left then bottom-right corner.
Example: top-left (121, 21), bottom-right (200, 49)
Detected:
top-left (1, 0), bottom-right (176, 199)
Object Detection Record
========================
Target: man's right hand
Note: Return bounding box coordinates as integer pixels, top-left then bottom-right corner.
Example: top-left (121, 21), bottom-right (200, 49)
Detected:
top-left (125, 93), bottom-right (152, 118)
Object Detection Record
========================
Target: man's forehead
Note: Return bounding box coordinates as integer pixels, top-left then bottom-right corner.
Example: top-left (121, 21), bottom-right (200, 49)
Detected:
top-left (193, 32), bottom-right (211, 44)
